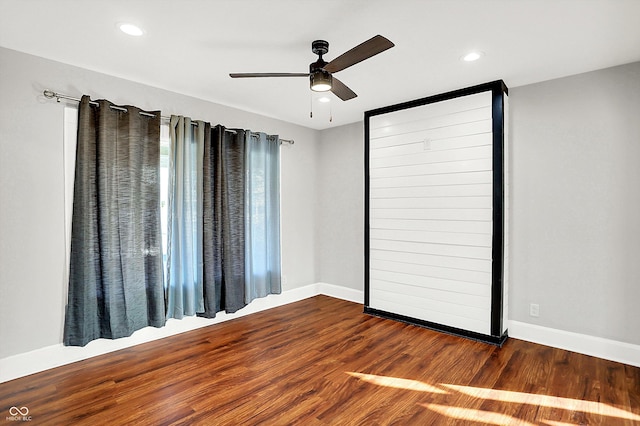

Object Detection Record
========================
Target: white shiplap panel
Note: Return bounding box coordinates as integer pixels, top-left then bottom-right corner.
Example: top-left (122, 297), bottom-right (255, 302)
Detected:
top-left (370, 196), bottom-right (491, 209)
top-left (371, 287), bottom-right (488, 322)
top-left (370, 171), bottom-right (493, 189)
top-left (370, 133), bottom-right (492, 159)
top-left (370, 92), bottom-right (492, 131)
top-left (371, 229), bottom-right (491, 247)
top-left (370, 239), bottom-right (492, 259)
top-left (370, 208), bottom-right (492, 221)
top-left (370, 218), bottom-right (491, 234)
top-left (369, 208), bottom-right (492, 221)
top-left (370, 145), bottom-right (492, 169)
top-left (370, 183), bottom-right (492, 199)
top-left (368, 294), bottom-right (490, 334)
top-left (370, 120), bottom-right (491, 149)
top-left (370, 249), bottom-right (492, 272)
top-left (370, 107), bottom-right (491, 140)
top-left (371, 280), bottom-right (491, 309)
top-left (370, 269), bottom-right (491, 296)
top-left (371, 259), bottom-right (491, 285)
top-left (369, 158), bottom-right (492, 179)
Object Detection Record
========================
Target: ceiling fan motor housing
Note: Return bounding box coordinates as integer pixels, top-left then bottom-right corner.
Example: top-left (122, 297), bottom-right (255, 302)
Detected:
top-left (310, 40), bottom-right (331, 91)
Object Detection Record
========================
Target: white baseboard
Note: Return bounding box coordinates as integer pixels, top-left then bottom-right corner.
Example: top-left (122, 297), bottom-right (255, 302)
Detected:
top-left (508, 320), bottom-right (640, 368)
top-left (317, 282), bottom-right (364, 304)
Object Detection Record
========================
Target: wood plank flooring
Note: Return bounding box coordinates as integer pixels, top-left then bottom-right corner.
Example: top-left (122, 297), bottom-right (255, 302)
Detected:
top-left (1, 295), bottom-right (639, 425)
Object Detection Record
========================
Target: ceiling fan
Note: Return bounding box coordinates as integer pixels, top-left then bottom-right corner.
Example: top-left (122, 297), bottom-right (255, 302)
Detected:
top-left (229, 35), bottom-right (394, 101)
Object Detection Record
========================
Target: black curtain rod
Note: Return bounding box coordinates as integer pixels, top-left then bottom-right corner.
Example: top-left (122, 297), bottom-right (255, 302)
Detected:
top-left (43, 90), bottom-right (294, 145)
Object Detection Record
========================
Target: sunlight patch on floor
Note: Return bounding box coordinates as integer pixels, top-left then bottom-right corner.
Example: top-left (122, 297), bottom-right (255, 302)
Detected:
top-left (346, 372), bottom-right (447, 394)
top-left (347, 371), bottom-right (640, 423)
top-left (443, 384), bottom-right (640, 421)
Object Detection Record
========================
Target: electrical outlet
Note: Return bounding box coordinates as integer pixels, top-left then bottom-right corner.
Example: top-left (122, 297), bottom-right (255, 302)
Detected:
top-left (282, 275), bottom-right (288, 286)
top-left (529, 303), bottom-right (540, 317)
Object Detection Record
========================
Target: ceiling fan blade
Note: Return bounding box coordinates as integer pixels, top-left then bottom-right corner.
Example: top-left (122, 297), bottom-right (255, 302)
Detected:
top-left (331, 77), bottom-right (357, 101)
top-left (324, 35), bottom-right (394, 74)
top-left (229, 72), bottom-right (309, 78)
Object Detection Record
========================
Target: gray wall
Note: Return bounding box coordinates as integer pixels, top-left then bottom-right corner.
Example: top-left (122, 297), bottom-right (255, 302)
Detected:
top-left (317, 61), bottom-right (640, 346)
top-left (317, 123), bottom-right (365, 289)
top-left (0, 47), bottom-right (319, 358)
top-left (508, 62), bottom-right (640, 344)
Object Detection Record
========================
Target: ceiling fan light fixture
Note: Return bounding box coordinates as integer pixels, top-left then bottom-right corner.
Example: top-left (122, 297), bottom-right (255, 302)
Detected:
top-left (310, 70), bottom-right (332, 92)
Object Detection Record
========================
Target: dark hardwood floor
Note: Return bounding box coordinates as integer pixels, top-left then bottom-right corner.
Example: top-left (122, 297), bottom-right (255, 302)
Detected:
top-left (2, 295), bottom-right (639, 425)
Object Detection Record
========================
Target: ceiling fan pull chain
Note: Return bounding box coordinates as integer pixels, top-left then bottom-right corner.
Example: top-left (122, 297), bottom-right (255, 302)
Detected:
top-left (310, 91), bottom-right (313, 118)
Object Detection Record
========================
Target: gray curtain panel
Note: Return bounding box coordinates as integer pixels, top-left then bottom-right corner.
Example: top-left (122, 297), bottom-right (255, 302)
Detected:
top-left (201, 126), bottom-right (247, 317)
top-left (64, 96), bottom-right (165, 346)
top-left (244, 132), bottom-right (282, 303)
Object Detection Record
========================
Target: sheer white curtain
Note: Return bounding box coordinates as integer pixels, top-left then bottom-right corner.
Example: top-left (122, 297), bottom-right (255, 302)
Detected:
top-left (244, 132), bottom-right (281, 302)
top-left (166, 116), bottom-right (205, 319)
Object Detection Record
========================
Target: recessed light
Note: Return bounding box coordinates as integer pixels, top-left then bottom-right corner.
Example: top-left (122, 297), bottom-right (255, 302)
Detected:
top-left (119, 23), bottom-right (144, 37)
top-left (318, 97), bottom-right (331, 103)
top-left (462, 51), bottom-right (484, 62)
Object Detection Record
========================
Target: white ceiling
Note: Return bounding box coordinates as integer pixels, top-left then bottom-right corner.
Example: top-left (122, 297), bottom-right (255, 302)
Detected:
top-left (1, 0), bottom-right (640, 130)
